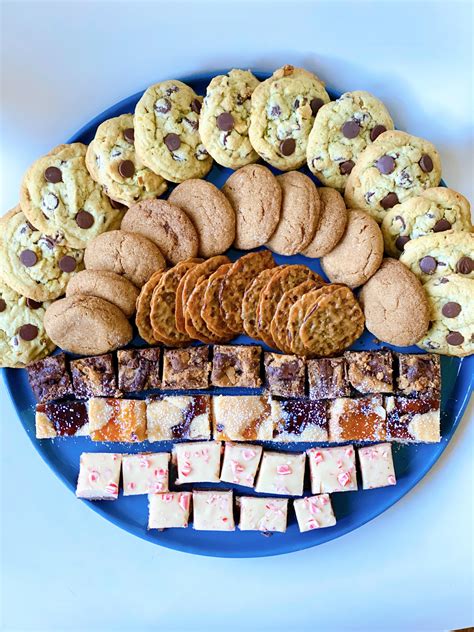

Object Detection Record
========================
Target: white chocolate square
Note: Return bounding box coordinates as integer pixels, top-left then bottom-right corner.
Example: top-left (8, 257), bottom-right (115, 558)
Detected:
top-left (220, 442), bottom-right (263, 488)
top-left (148, 492), bottom-right (191, 529)
top-left (192, 490), bottom-right (235, 531)
top-left (212, 395), bottom-right (273, 440)
top-left (146, 395), bottom-right (211, 441)
top-left (238, 496), bottom-right (288, 532)
top-left (294, 494), bottom-right (336, 532)
top-left (173, 441), bottom-right (221, 484)
top-left (307, 445), bottom-right (358, 493)
top-left (76, 453), bottom-right (122, 500)
top-left (122, 453), bottom-right (169, 496)
top-left (358, 443), bottom-right (397, 490)
top-left (254, 451), bottom-right (306, 496)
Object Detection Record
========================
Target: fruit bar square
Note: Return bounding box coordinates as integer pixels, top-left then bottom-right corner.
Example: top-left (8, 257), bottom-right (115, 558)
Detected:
top-left (385, 395), bottom-right (441, 442)
top-left (212, 395), bottom-right (273, 440)
top-left (329, 395), bottom-right (387, 442)
top-left (35, 400), bottom-right (89, 438)
top-left (270, 398), bottom-right (328, 442)
top-left (146, 395), bottom-right (211, 441)
top-left (88, 398), bottom-right (147, 442)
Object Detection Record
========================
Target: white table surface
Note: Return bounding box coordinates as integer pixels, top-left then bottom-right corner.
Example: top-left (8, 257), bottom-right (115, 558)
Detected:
top-left (1, 2), bottom-right (473, 630)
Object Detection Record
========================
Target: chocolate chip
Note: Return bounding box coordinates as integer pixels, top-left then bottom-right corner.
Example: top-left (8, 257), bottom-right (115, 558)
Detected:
top-left (270, 105), bottom-right (282, 118)
top-left (341, 120), bottom-right (361, 139)
top-left (0, 298), bottom-right (6, 312)
top-left (446, 331), bottom-right (464, 345)
top-left (155, 98), bottom-right (171, 114)
top-left (40, 236), bottom-right (56, 249)
top-left (370, 125), bottom-right (387, 142)
top-left (395, 214), bottom-right (406, 230)
top-left (419, 256), bottom-right (437, 274)
top-left (44, 166), bottom-right (62, 183)
top-left (20, 250), bottom-right (38, 267)
top-left (19, 324), bottom-right (38, 341)
top-left (164, 133), bottom-right (181, 151)
top-left (26, 298), bottom-right (42, 309)
top-left (395, 235), bottom-right (410, 251)
top-left (59, 255), bottom-right (77, 273)
top-left (419, 154), bottom-right (433, 173)
top-left (376, 154), bottom-right (396, 174)
top-left (456, 256), bottom-right (473, 275)
top-left (442, 302), bottom-right (462, 318)
top-left (191, 98), bottom-right (202, 114)
top-left (118, 160), bottom-right (135, 178)
top-left (433, 218), bottom-right (451, 232)
top-left (25, 220), bottom-right (36, 231)
top-left (123, 128), bottom-right (135, 143)
top-left (380, 192), bottom-right (399, 209)
top-left (339, 160), bottom-right (355, 175)
top-left (293, 98), bottom-right (300, 109)
top-left (216, 112), bottom-right (234, 131)
top-left (43, 193), bottom-right (59, 210)
top-left (108, 197), bottom-right (126, 210)
top-left (280, 138), bottom-right (296, 156)
top-left (75, 210), bottom-right (94, 229)
top-left (310, 98), bottom-right (324, 115)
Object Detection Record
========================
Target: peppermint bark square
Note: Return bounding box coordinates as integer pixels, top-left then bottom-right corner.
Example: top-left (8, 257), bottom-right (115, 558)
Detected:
top-left (88, 398), bottom-right (147, 442)
top-left (192, 490), bottom-right (235, 531)
top-left (238, 497), bottom-right (288, 532)
top-left (162, 345), bottom-right (210, 390)
top-left (117, 348), bottom-right (161, 392)
top-left (328, 395), bottom-right (386, 442)
top-left (71, 353), bottom-right (121, 398)
top-left (255, 451), bottom-right (306, 496)
top-left (122, 452), bottom-right (170, 496)
top-left (358, 443), bottom-right (397, 489)
top-left (344, 350), bottom-right (394, 394)
top-left (146, 395), bottom-right (211, 441)
top-left (264, 352), bottom-right (306, 398)
top-left (294, 494), bottom-right (336, 532)
top-left (76, 453), bottom-right (122, 500)
top-left (35, 401), bottom-right (89, 438)
top-left (211, 344), bottom-right (261, 388)
top-left (27, 352), bottom-right (73, 403)
top-left (385, 395), bottom-right (441, 442)
top-left (148, 492), bottom-right (191, 529)
top-left (307, 357), bottom-right (350, 399)
top-left (173, 441), bottom-right (222, 484)
top-left (212, 395), bottom-right (272, 440)
top-left (307, 445), bottom-right (358, 493)
top-left (270, 398), bottom-right (328, 442)
top-left (396, 353), bottom-right (440, 396)
top-left (220, 442), bottom-right (263, 487)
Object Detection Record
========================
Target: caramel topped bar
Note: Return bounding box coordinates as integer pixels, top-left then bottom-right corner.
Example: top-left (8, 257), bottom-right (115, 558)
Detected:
top-left (344, 350), bottom-right (393, 394)
top-left (211, 345), bottom-right (261, 388)
top-left (162, 345), bottom-right (210, 390)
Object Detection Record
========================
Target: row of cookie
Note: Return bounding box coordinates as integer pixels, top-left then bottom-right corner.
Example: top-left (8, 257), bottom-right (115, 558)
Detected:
top-left (35, 390), bottom-right (441, 444)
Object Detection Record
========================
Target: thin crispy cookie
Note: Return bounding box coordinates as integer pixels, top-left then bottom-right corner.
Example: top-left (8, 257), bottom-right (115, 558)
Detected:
top-left (242, 267), bottom-right (281, 339)
top-left (136, 270), bottom-right (166, 344)
top-left (185, 278), bottom-right (232, 343)
top-left (201, 264), bottom-right (235, 337)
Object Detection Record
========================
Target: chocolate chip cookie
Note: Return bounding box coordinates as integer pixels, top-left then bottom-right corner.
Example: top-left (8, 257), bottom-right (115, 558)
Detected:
top-left (66, 269), bottom-right (139, 318)
top-left (307, 91), bottom-right (394, 190)
top-left (85, 113), bottom-right (167, 206)
top-left (134, 80), bottom-right (212, 183)
top-left (199, 69), bottom-right (260, 169)
top-left (302, 187), bottom-right (348, 258)
top-left (249, 64), bottom-right (330, 170)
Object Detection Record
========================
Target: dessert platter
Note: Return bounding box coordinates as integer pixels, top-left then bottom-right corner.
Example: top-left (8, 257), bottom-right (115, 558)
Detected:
top-left (1, 67), bottom-right (473, 558)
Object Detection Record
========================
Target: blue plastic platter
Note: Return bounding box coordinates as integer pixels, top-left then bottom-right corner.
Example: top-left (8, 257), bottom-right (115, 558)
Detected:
top-left (3, 71), bottom-right (473, 557)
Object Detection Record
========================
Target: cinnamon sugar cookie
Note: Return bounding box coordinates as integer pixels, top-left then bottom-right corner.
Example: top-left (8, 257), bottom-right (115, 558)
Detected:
top-left (66, 269), bottom-right (139, 318)
top-left (302, 187), bottom-right (348, 258)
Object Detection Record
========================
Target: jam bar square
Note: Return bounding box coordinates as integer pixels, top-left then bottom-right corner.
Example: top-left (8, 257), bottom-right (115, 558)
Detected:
top-left (35, 401), bottom-right (89, 438)
top-left (162, 345), bottom-right (210, 390)
top-left (264, 352), bottom-right (305, 398)
top-left (148, 492), bottom-right (192, 529)
top-left (329, 395), bottom-right (387, 442)
top-left (117, 348), bottom-right (161, 392)
top-left (173, 441), bottom-right (222, 484)
top-left (270, 398), bottom-right (328, 442)
top-left (76, 453), bottom-right (122, 500)
top-left (122, 452), bottom-right (170, 495)
top-left (88, 398), bottom-right (147, 442)
top-left (220, 442), bottom-right (263, 487)
top-left (71, 354), bottom-right (121, 398)
top-left (385, 395), bottom-right (441, 443)
top-left (146, 395), bottom-right (211, 441)
top-left (294, 494), bottom-right (336, 532)
top-left (255, 451), bottom-right (306, 496)
top-left (192, 490), bottom-right (235, 531)
top-left (307, 445), bottom-right (358, 493)
top-left (238, 497), bottom-right (288, 533)
top-left (211, 344), bottom-right (261, 388)
top-left (307, 357), bottom-right (350, 399)
top-left (358, 443), bottom-right (397, 489)
top-left (344, 350), bottom-right (394, 394)
top-left (397, 353), bottom-right (441, 396)
top-left (212, 395), bottom-right (273, 441)
top-left (27, 352), bottom-right (73, 403)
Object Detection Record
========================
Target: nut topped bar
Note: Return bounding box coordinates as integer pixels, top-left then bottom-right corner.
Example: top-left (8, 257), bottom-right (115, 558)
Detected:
top-left (117, 348), bottom-right (161, 392)
top-left (211, 344), bottom-right (261, 388)
top-left (162, 346), bottom-right (210, 390)
top-left (344, 350), bottom-right (394, 394)
top-left (307, 357), bottom-right (350, 399)
top-left (397, 353), bottom-right (441, 396)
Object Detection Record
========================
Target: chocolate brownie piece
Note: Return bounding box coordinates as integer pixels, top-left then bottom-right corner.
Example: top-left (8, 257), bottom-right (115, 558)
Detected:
top-left (344, 350), bottom-right (393, 394)
top-left (71, 354), bottom-right (121, 398)
top-left (397, 353), bottom-right (441, 396)
top-left (385, 395), bottom-right (441, 442)
top-left (211, 345), bottom-right (261, 388)
top-left (26, 352), bottom-right (73, 403)
top-left (117, 348), bottom-right (161, 392)
top-left (162, 345), bottom-right (210, 390)
top-left (264, 352), bottom-right (305, 398)
top-left (307, 357), bottom-right (350, 399)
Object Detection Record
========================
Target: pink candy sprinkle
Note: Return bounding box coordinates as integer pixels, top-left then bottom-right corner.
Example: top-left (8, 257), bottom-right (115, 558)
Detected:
top-left (179, 494), bottom-right (190, 512)
top-left (151, 482), bottom-right (164, 493)
top-left (162, 494), bottom-right (173, 502)
top-left (242, 449), bottom-right (256, 461)
top-left (312, 451), bottom-right (324, 464)
top-left (154, 468), bottom-right (166, 478)
top-left (277, 464), bottom-right (292, 475)
top-left (307, 518), bottom-right (319, 530)
top-left (180, 461), bottom-right (192, 477)
top-left (320, 495), bottom-right (329, 506)
top-left (127, 482), bottom-right (136, 490)
top-left (105, 482), bottom-right (118, 495)
top-left (305, 498), bottom-right (321, 515)
top-left (345, 447), bottom-right (353, 457)
top-left (231, 460), bottom-right (244, 474)
top-left (336, 459), bottom-right (343, 469)
top-left (387, 475), bottom-right (396, 485)
top-left (139, 457), bottom-right (150, 469)
top-left (337, 471), bottom-right (351, 487)
top-left (88, 470), bottom-right (99, 483)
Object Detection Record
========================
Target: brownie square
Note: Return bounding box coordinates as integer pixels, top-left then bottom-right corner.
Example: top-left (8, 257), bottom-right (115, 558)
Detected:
top-left (397, 353), bottom-right (441, 396)
top-left (71, 354), bottom-right (121, 398)
top-left (211, 345), bottom-right (261, 388)
top-left (117, 348), bottom-right (161, 392)
top-left (344, 351), bottom-right (393, 394)
top-left (27, 352), bottom-right (73, 403)
top-left (264, 352), bottom-right (305, 398)
top-left (385, 395), bottom-right (441, 443)
top-left (162, 346), bottom-right (210, 390)
top-left (307, 357), bottom-right (350, 399)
